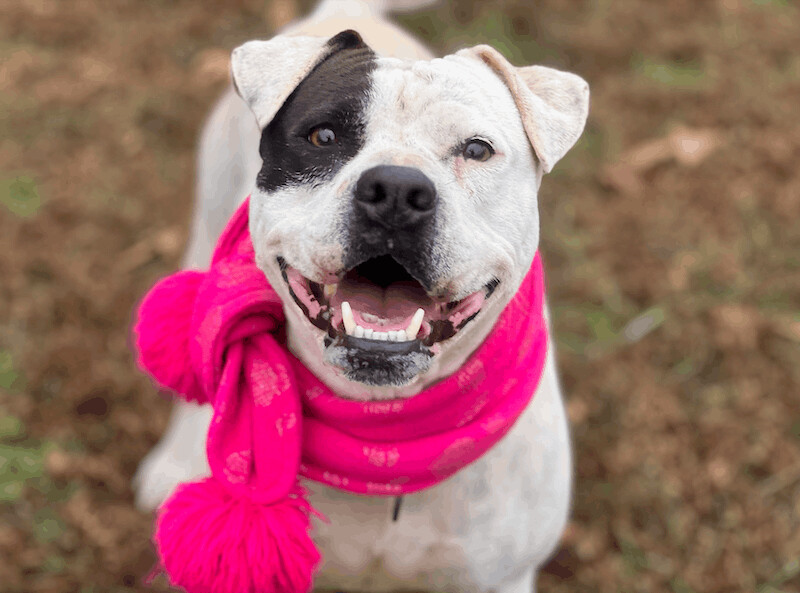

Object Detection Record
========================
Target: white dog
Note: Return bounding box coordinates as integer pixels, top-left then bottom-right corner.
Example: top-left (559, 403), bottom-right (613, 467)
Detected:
top-left (136, 1), bottom-right (589, 591)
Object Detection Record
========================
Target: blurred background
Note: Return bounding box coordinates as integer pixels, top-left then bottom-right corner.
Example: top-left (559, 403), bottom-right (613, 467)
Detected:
top-left (2, 0), bottom-right (799, 591)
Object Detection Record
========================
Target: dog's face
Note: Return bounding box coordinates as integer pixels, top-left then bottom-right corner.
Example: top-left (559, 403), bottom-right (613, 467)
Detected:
top-left (232, 31), bottom-right (588, 395)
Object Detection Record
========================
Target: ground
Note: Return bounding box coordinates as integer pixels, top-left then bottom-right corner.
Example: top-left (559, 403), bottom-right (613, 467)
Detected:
top-left (1, 0), bottom-right (799, 592)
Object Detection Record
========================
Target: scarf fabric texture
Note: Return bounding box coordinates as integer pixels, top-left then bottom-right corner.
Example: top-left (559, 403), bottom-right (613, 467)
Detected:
top-left (134, 199), bottom-right (548, 593)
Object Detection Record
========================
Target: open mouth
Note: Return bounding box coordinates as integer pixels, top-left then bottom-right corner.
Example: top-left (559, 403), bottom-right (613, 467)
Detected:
top-left (278, 255), bottom-right (499, 349)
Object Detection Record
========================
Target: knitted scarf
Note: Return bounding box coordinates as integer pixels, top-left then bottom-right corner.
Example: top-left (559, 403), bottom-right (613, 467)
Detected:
top-left (134, 199), bottom-right (548, 593)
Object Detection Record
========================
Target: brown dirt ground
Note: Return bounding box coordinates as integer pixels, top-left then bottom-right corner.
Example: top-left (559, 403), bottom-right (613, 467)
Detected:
top-left (1, 0), bottom-right (799, 592)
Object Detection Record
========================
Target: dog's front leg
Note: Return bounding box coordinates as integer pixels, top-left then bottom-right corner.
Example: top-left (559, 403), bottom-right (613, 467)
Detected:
top-left (134, 399), bottom-right (213, 510)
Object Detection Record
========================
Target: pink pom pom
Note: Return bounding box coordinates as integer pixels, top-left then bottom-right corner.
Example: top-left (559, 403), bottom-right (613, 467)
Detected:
top-left (135, 271), bottom-right (206, 403)
top-left (155, 478), bottom-right (321, 593)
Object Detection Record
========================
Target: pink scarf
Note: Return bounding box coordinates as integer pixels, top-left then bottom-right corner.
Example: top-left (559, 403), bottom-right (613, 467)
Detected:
top-left (134, 199), bottom-right (548, 593)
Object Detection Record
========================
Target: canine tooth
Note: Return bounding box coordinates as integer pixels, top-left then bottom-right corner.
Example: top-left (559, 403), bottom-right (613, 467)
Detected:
top-left (341, 302), bottom-right (356, 335)
top-left (363, 328), bottom-right (374, 339)
top-left (354, 325), bottom-right (365, 338)
top-left (388, 330), bottom-right (398, 342)
top-left (405, 308), bottom-right (424, 339)
top-left (324, 284), bottom-right (337, 298)
top-left (396, 329), bottom-right (408, 342)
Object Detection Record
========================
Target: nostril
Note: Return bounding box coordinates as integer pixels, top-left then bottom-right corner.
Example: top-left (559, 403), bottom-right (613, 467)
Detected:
top-left (407, 187), bottom-right (434, 211)
top-left (356, 174), bottom-right (388, 205)
top-left (372, 182), bottom-right (387, 204)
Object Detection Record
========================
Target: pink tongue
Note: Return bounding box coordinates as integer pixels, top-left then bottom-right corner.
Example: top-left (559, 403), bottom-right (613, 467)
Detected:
top-left (331, 280), bottom-right (432, 332)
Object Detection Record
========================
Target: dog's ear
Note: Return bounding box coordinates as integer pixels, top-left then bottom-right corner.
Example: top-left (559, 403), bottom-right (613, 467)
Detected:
top-left (231, 30), bottom-right (367, 128)
top-left (457, 45), bottom-right (590, 173)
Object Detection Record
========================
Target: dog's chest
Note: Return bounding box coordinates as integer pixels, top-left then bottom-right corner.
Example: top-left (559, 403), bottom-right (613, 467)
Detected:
top-left (307, 350), bottom-right (571, 593)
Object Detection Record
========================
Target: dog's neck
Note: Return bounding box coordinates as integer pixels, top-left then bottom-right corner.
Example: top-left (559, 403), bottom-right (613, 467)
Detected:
top-left (283, 296), bottom-right (507, 401)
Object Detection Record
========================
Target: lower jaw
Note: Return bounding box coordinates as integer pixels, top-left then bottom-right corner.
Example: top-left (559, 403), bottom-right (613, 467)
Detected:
top-left (280, 304), bottom-right (432, 392)
top-left (322, 336), bottom-right (434, 388)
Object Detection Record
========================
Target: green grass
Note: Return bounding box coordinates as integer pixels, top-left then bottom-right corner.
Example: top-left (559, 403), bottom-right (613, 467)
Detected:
top-left (0, 175), bottom-right (41, 218)
top-left (632, 53), bottom-right (708, 90)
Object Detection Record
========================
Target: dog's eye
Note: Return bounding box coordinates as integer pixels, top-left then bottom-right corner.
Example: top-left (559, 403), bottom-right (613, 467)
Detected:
top-left (463, 139), bottom-right (494, 162)
top-left (308, 126), bottom-right (337, 147)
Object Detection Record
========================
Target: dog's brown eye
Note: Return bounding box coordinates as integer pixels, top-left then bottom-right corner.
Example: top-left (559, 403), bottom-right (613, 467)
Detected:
top-left (309, 126), bottom-right (337, 147)
top-left (463, 139), bottom-right (494, 162)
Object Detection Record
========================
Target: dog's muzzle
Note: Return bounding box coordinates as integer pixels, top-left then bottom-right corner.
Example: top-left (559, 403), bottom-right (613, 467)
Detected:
top-left (276, 165), bottom-right (500, 384)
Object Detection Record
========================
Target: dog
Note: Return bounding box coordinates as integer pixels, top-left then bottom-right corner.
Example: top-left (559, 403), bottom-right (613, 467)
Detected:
top-left (135, 0), bottom-right (589, 591)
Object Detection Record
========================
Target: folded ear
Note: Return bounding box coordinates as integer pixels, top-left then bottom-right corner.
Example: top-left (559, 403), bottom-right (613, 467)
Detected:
top-left (231, 30), bottom-right (368, 128)
top-left (457, 45), bottom-right (590, 173)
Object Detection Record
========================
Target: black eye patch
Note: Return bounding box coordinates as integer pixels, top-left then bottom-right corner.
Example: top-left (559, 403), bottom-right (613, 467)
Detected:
top-left (256, 43), bottom-right (376, 193)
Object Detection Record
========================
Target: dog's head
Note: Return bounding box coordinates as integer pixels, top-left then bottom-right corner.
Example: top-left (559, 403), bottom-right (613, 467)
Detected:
top-left (231, 30), bottom-right (588, 396)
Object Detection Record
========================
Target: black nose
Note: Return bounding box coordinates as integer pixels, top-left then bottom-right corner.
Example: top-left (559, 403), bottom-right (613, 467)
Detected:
top-left (354, 165), bottom-right (437, 229)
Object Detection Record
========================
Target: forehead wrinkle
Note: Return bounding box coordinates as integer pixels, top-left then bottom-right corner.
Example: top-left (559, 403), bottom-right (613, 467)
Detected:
top-left (371, 60), bottom-right (513, 135)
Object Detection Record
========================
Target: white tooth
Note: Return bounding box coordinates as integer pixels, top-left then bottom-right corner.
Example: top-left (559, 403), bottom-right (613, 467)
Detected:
top-left (396, 329), bottom-right (408, 342)
top-left (405, 308), bottom-right (424, 339)
top-left (354, 325), bottom-right (365, 338)
top-left (388, 330), bottom-right (398, 342)
top-left (363, 328), bottom-right (374, 339)
top-left (341, 301), bottom-right (356, 335)
top-left (324, 284), bottom-right (337, 298)
top-left (375, 332), bottom-right (388, 341)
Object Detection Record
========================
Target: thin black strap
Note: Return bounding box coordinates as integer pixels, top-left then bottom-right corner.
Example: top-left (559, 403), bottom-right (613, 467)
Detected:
top-left (392, 496), bottom-right (403, 521)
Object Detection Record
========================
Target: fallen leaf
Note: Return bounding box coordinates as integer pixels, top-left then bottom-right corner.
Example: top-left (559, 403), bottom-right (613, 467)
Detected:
top-left (668, 126), bottom-right (722, 166)
top-left (601, 126), bottom-right (723, 194)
